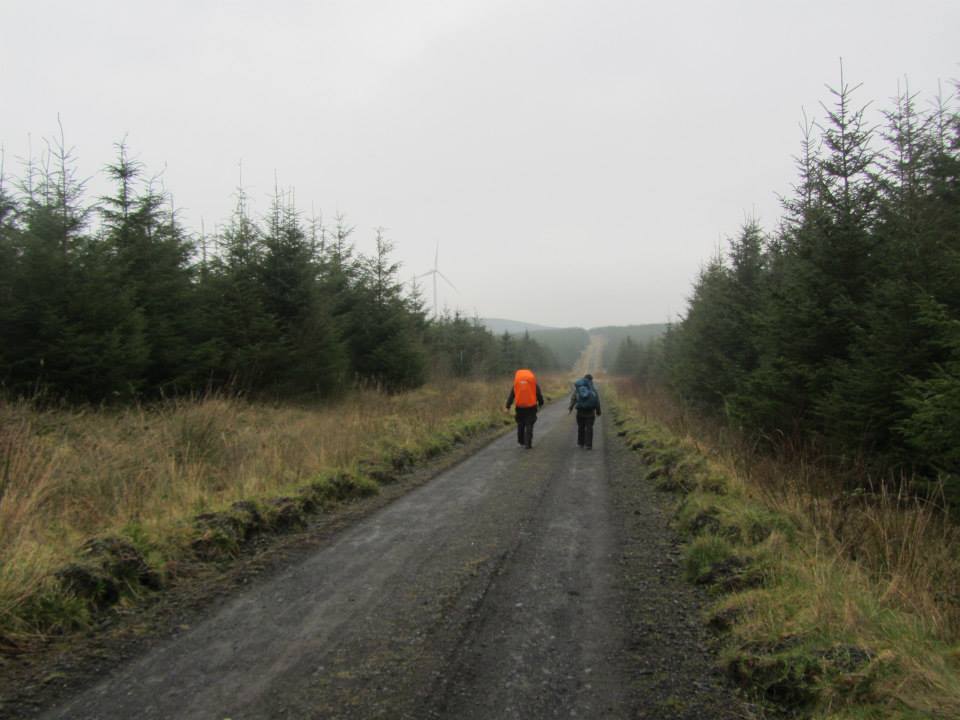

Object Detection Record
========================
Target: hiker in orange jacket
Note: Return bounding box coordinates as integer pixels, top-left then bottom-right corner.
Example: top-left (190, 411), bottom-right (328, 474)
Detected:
top-left (505, 368), bottom-right (545, 449)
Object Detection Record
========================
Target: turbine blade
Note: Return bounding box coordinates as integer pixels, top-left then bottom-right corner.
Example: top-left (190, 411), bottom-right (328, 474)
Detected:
top-left (437, 272), bottom-right (458, 291)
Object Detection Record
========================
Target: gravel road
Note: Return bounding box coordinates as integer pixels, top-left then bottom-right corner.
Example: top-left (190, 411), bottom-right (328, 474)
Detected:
top-left (34, 398), bottom-right (750, 720)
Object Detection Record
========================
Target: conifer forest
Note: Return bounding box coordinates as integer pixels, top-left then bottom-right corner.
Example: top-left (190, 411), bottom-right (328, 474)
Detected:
top-left (0, 143), bottom-right (560, 403)
top-left (616, 78), bottom-right (960, 498)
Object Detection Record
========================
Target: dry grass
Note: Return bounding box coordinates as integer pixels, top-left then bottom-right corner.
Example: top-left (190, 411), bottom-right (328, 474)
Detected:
top-left (612, 378), bottom-right (960, 718)
top-left (0, 379), bottom-right (514, 639)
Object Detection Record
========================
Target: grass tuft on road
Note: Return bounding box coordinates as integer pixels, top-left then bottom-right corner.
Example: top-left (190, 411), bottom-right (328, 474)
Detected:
top-left (608, 380), bottom-right (960, 719)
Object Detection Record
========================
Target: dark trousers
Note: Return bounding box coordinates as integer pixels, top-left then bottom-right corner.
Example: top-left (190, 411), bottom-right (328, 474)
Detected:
top-left (576, 414), bottom-right (596, 448)
top-left (515, 407), bottom-right (538, 447)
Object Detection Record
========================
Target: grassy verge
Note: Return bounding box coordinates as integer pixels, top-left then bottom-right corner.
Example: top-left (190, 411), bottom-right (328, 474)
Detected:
top-left (608, 380), bottom-right (960, 719)
top-left (0, 378), bottom-right (530, 648)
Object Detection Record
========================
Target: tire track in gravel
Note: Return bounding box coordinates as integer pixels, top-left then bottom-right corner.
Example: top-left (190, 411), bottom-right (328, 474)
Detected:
top-left (420, 401), bottom-right (630, 719)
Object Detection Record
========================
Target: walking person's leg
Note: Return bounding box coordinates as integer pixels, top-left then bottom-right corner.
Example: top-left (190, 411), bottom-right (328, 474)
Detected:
top-left (585, 415), bottom-right (595, 449)
top-left (576, 415), bottom-right (586, 447)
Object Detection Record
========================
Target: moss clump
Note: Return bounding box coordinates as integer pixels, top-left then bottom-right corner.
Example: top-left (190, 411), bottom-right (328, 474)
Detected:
top-left (301, 470), bottom-right (378, 509)
top-left (387, 446), bottom-right (416, 472)
top-left (264, 497), bottom-right (308, 531)
top-left (726, 639), bottom-right (875, 710)
top-left (55, 536), bottom-right (162, 613)
top-left (358, 460), bottom-right (399, 484)
top-left (685, 534), bottom-right (737, 583)
top-left (12, 584), bottom-right (90, 636)
top-left (699, 474), bottom-right (729, 495)
top-left (55, 564), bottom-right (121, 610)
top-left (81, 536), bottom-right (163, 591)
top-left (191, 511), bottom-right (247, 560)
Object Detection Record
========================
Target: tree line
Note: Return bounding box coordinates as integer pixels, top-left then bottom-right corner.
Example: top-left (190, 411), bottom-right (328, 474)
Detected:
top-left (615, 74), bottom-right (960, 489)
top-left (525, 327), bottom-right (590, 370)
top-left (0, 140), bottom-right (558, 402)
top-left (425, 314), bottom-right (561, 379)
top-left (604, 325), bottom-right (667, 377)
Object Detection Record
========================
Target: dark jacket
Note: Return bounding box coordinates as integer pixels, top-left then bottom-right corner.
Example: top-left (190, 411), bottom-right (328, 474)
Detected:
top-left (506, 384), bottom-right (544, 410)
top-left (569, 378), bottom-right (601, 417)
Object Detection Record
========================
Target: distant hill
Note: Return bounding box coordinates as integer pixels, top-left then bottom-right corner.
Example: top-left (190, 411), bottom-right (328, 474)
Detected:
top-left (480, 318), bottom-right (555, 335)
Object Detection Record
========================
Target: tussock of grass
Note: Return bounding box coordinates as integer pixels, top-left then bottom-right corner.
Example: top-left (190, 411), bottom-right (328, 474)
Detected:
top-left (608, 380), bottom-right (960, 719)
top-left (0, 379), bottom-right (511, 644)
top-left (685, 535), bottom-right (737, 582)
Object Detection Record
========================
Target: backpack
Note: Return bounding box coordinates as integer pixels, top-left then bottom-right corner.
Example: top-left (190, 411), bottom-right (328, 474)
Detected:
top-left (514, 368), bottom-right (538, 408)
top-left (574, 378), bottom-right (598, 410)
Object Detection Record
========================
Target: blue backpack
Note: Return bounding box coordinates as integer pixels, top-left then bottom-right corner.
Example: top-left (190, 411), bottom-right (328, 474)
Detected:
top-left (574, 378), bottom-right (598, 410)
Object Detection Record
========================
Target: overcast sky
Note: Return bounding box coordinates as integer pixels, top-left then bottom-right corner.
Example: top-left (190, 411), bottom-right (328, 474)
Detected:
top-left (2, 1), bottom-right (958, 328)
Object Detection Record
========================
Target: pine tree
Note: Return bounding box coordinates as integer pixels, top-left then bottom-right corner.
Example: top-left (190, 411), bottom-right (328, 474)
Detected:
top-left (898, 295), bottom-right (960, 491)
top-left (497, 332), bottom-right (518, 375)
top-left (893, 88), bottom-right (960, 479)
top-left (99, 143), bottom-right (200, 393)
top-left (257, 188), bottom-right (346, 395)
top-left (818, 85), bottom-right (936, 456)
top-left (806, 70), bottom-right (878, 366)
top-left (728, 116), bottom-right (827, 434)
top-left (733, 73), bottom-right (878, 437)
top-left (514, 331), bottom-right (551, 371)
top-left (5, 129), bottom-right (148, 400)
top-left (204, 185), bottom-right (275, 391)
top-left (321, 213), bottom-right (360, 326)
top-left (346, 229), bottom-right (425, 390)
top-left (423, 311), bottom-right (498, 379)
top-left (668, 221), bottom-right (768, 418)
top-left (613, 337), bottom-right (642, 376)
top-left (667, 255), bottom-right (740, 411)
top-left (0, 150), bottom-right (20, 386)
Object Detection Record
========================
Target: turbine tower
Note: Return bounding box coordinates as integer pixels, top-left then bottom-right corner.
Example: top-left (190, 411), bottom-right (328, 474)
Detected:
top-left (416, 242), bottom-right (457, 318)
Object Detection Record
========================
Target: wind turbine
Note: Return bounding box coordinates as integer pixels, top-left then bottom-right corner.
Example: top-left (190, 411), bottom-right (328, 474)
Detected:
top-left (416, 242), bottom-right (457, 318)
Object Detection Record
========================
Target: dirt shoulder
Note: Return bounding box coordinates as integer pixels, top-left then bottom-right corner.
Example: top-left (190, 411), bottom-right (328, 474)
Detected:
top-left (604, 411), bottom-right (760, 719)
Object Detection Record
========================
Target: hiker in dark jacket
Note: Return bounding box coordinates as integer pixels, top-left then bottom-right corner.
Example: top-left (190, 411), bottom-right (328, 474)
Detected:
top-left (506, 368), bottom-right (545, 448)
top-left (568, 373), bottom-right (601, 449)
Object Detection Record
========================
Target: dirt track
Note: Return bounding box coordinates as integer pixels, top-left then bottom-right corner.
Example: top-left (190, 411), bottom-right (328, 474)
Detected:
top-left (26, 397), bottom-right (751, 720)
